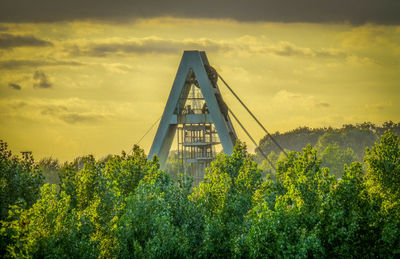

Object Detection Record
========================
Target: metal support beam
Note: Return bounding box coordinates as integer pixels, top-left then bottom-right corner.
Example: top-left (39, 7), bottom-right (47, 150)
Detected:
top-left (148, 50), bottom-right (237, 168)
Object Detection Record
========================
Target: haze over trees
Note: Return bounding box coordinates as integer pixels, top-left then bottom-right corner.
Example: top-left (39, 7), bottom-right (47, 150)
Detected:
top-left (257, 121), bottom-right (400, 178)
top-left (0, 123), bottom-right (399, 258)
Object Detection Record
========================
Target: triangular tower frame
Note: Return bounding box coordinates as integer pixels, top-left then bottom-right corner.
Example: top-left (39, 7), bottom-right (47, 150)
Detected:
top-left (148, 50), bottom-right (237, 175)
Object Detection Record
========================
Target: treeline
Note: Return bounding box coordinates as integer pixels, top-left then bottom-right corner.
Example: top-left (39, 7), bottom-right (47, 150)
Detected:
top-left (256, 121), bottom-right (400, 178)
top-left (1, 131), bottom-right (400, 258)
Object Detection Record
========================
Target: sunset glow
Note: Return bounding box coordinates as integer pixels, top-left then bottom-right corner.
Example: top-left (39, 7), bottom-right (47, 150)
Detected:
top-left (1, 2), bottom-right (399, 161)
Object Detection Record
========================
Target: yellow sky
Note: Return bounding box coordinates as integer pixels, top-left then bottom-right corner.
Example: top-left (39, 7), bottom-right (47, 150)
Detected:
top-left (0, 18), bottom-right (399, 161)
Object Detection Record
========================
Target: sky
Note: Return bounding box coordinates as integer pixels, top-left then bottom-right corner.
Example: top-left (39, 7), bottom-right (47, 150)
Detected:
top-left (0, 0), bottom-right (399, 162)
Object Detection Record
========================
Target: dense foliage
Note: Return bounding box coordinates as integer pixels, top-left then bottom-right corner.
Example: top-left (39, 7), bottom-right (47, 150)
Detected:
top-left (1, 131), bottom-right (400, 258)
top-left (0, 140), bottom-right (45, 257)
top-left (257, 121), bottom-right (400, 178)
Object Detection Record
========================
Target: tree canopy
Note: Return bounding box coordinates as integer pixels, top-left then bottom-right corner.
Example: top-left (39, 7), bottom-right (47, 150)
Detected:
top-left (1, 130), bottom-right (400, 258)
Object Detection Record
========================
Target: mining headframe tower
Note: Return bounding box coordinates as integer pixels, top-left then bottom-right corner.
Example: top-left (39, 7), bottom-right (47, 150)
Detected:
top-left (148, 50), bottom-right (237, 185)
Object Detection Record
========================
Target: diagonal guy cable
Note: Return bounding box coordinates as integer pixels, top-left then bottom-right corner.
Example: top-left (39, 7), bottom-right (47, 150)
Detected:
top-left (218, 73), bottom-right (288, 157)
top-left (228, 108), bottom-right (277, 171)
top-left (136, 116), bottom-right (161, 145)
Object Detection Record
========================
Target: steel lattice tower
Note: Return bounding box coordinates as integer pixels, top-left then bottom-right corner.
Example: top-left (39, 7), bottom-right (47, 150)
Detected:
top-left (148, 50), bottom-right (237, 185)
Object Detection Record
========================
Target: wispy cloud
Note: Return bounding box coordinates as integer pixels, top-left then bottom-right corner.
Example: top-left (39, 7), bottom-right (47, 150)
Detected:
top-left (272, 90), bottom-right (331, 111)
top-left (38, 102), bottom-right (105, 124)
top-left (257, 41), bottom-right (346, 58)
top-left (0, 59), bottom-right (83, 70)
top-left (365, 102), bottom-right (392, 111)
top-left (0, 98), bottom-right (137, 125)
top-left (59, 113), bottom-right (104, 124)
top-left (8, 82), bottom-right (21, 90)
top-left (316, 102), bottom-right (330, 108)
top-left (66, 36), bottom-right (346, 60)
top-left (68, 37), bottom-right (231, 57)
top-left (33, 70), bottom-right (52, 88)
top-left (0, 33), bottom-right (52, 49)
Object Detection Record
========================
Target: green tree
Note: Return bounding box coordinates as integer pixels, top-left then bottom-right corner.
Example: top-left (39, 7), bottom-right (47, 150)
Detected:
top-left (258, 151), bottom-right (280, 181)
top-left (319, 143), bottom-right (357, 178)
top-left (38, 157), bottom-right (61, 185)
top-left (316, 127), bottom-right (376, 161)
top-left (2, 145), bottom-right (154, 258)
top-left (317, 162), bottom-right (377, 257)
top-left (0, 140), bottom-right (44, 257)
top-left (164, 150), bottom-right (181, 180)
top-left (0, 140), bottom-right (44, 221)
top-left (257, 127), bottom-right (326, 161)
top-left (117, 160), bottom-right (198, 258)
top-left (1, 184), bottom-right (97, 258)
top-left (257, 122), bottom-right (400, 163)
top-left (365, 130), bottom-right (400, 256)
top-left (365, 130), bottom-right (400, 200)
top-left (247, 145), bottom-right (335, 258)
top-left (66, 146), bottom-right (151, 257)
top-left (2, 130), bottom-right (400, 258)
top-left (190, 142), bottom-right (262, 258)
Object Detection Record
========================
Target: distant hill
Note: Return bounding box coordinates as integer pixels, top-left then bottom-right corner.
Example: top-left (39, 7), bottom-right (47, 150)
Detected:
top-left (256, 121), bottom-right (400, 178)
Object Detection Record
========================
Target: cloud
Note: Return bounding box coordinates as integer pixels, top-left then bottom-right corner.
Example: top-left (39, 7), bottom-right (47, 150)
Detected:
top-left (273, 43), bottom-right (311, 57)
top-left (316, 102), bottom-right (330, 108)
top-left (68, 37), bottom-right (230, 57)
top-left (40, 105), bottom-right (68, 115)
top-left (0, 98), bottom-right (118, 125)
top-left (260, 41), bottom-right (346, 58)
top-left (340, 25), bottom-right (400, 58)
top-left (38, 102), bottom-right (104, 124)
top-left (272, 90), bottom-right (331, 111)
top-left (33, 70), bottom-right (52, 88)
top-left (10, 101), bottom-right (27, 109)
top-left (59, 113), bottom-right (104, 124)
top-left (0, 59), bottom-right (83, 70)
top-left (0, 0), bottom-right (399, 24)
top-left (68, 37), bottom-right (345, 60)
top-left (102, 63), bottom-right (133, 74)
top-left (365, 102), bottom-right (392, 111)
top-left (0, 33), bottom-right (52, 49)
top-left (8, 82), bottom-right (21, 90)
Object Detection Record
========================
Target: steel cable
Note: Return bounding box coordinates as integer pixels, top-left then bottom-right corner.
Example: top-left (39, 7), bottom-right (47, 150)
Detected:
top-left (228, 108), bottom-right (277, 171)
top-left (218, 74), bottom-right (288, 157)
